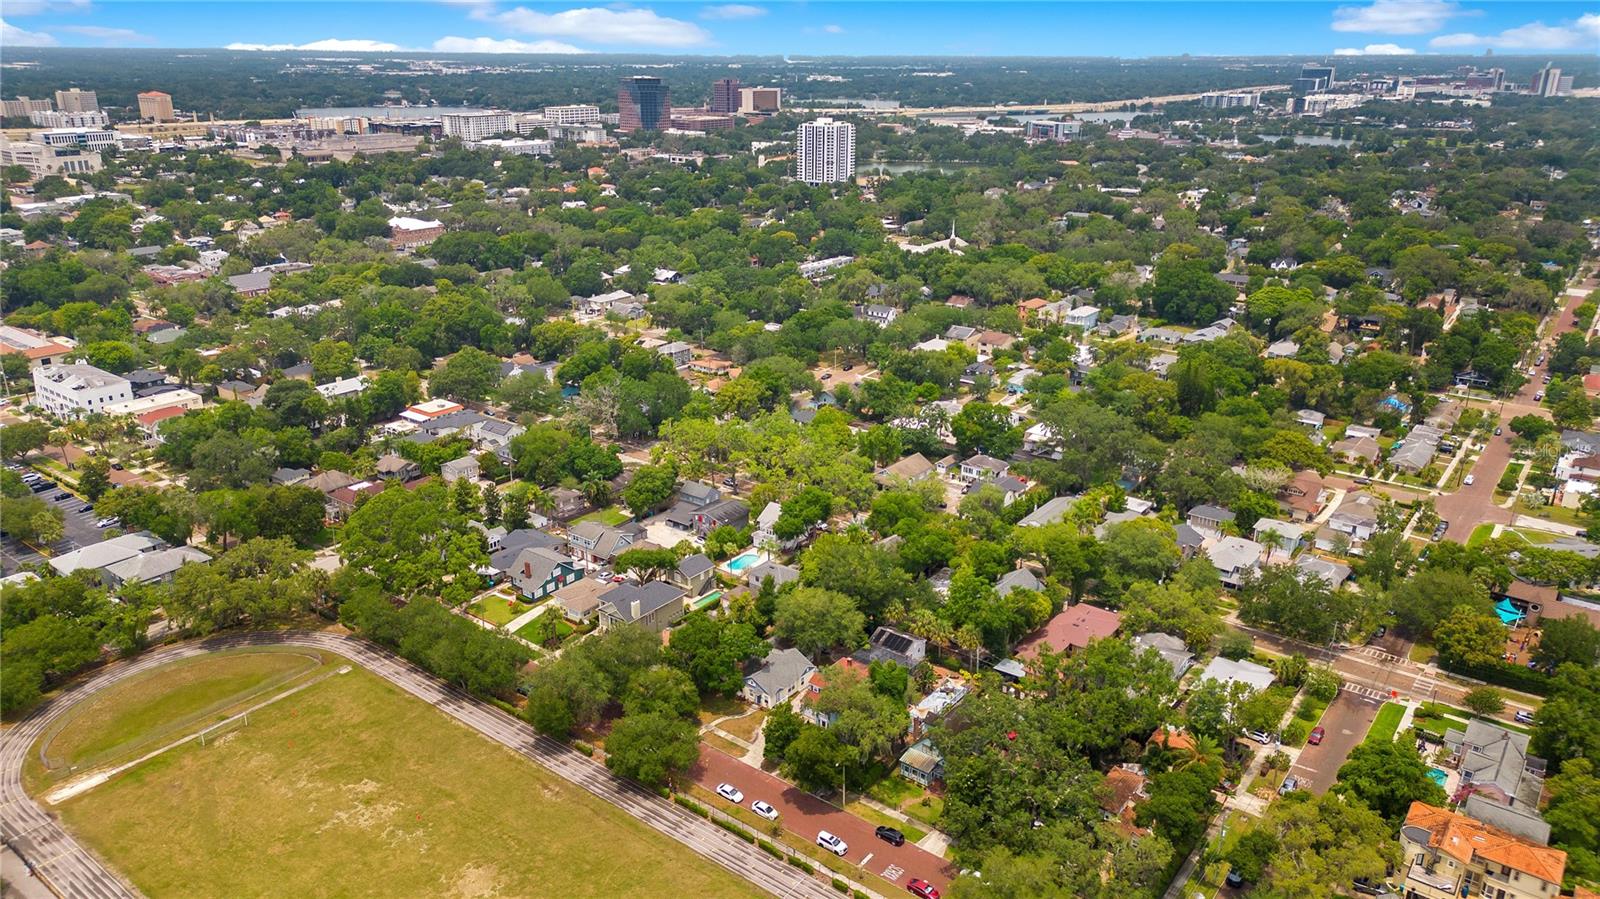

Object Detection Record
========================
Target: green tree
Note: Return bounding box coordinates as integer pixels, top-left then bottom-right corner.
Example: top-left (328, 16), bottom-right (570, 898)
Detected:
top-left (622, 665), bottom-right (700, 720)
top-left (622, 463), bottom-right (677, 516)
top-left (1532, 664), bottom-right (1600, 770)
top-left (664, 614), bottom-right (764, 695)
top-left (76, 455), bottom-right (112, 502)
top-left (614, 547), bottom-right (679, 583)
top-left (1248, 792), bottom-right (1399, 895)
top-left (1434, 607), bottom-right (1507, 671)
top-left (1333, 738), bottom-right (1447, 826)
top-left (1463, 686), bottom-right (1506, 717)
top-left (951, 402), bottom-right (1023, 458)
top-left (339, 483), bottom-right (488, 605)
top-left (773, 587), bottom-right (866, 658)
top-left (0, 420), bottom-right (50, 461)
top-left (763, 703), bottom-right (804, 764)
top-left (782, 724), bottom-right (854, 794)
top-left (1543, 758), bottom-right (1600, 884)
top-left (428, 346), bottom-right (502, 402)
top-left (1534, 616), bottom-right (1600, 670)
top-left (603, 712), bottom-right (701, 788)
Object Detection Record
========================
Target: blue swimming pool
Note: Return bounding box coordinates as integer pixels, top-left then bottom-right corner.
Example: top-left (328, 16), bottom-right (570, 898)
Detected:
top-left (1426, 767), bottom-right (1448, 788)
top-left (725, 550), bottom-right (762, 573)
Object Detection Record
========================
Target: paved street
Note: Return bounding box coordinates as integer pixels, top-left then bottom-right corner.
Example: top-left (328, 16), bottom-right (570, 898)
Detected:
top-left (693, 746), bottom-right (956, 895)
top-left (0, 633), bottom-right (841, 899)
top-left (1287, 690), bottom-right (1382, 794)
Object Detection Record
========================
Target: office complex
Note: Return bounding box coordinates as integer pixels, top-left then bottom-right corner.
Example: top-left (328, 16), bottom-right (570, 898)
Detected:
top-left (3, 97), bottom-right (54, 118)
top-left (29, 110), bottom-right (110, 129)
top-left (617, 76), bottom-right (671, 132)
top-left (796, 117), bottom-right (855, 185)
top-left (33, 364), bottom-right (133, 419)
top-left (739, 86), bottom-right (782, 115)
top-left (710, 78), bottom-right (741, 114)
top-left (1294, 64), bottom-right (1336, 93)
top-left (1532, 63), bottom-right (1566, 97)
top-left (543, 104), bottom-right (602, 124)
top-left (441, 111), bottom-right (514, 140)
top-left (1025, 120), bottom-right (1081, 141)
top-left (33, 128), bottom-right (120, 150)
top-left (1201, 91), bottom-right (1259, 108)
top-left (0, 139), bottom-right (106, 179)
top-left (54, 88), bottom-right (98, 113)
top-left (137, 91), bottom-right (175, 122)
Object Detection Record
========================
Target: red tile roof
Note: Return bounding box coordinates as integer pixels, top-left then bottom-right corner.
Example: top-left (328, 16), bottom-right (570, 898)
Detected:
top-left (1017, 604), bottom-right (1122, 659)
top-left (1404, 802), bottom-right (1566, 885)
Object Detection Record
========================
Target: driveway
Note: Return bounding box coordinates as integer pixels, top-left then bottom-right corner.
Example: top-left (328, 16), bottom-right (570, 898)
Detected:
top-left (692, 746), bottom-right (955, 894)
top-left (1288, 690), bottom-right (1383, 794)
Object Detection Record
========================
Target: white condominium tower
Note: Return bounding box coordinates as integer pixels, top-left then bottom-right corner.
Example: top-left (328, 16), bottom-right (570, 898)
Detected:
top-left (796, 117), bottom-right (855, 185)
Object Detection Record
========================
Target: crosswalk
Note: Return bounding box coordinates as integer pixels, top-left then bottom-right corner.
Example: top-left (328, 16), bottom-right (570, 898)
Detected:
top-left (1341, 682), bottom-right (1387, 701)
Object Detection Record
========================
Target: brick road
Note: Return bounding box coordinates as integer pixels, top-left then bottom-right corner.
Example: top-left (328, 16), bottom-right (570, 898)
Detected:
top-left (692, 746), bottom-right (955, 895)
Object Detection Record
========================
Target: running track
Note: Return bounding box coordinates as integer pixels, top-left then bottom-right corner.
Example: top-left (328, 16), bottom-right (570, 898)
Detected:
top-left (0, 631), bottom-right (840, 899)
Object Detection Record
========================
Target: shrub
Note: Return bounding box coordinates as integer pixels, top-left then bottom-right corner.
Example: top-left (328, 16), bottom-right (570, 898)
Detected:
top-left (786, 856), bottom-right (815, 874)
top-left (1281, 719), bottom-right (1310, 745)
top-left (674, 795), bottom-right (710, 818)
top-left (713, 817), bottom-right (757, 843)
top-left (832, 878), bottom-right (850, 892)
top-left (757, 840), bottom-right (784, 858)
top-left (573, 740), bottom-right (595, 756)
top-left (855, 891), bottom-right (871, 899)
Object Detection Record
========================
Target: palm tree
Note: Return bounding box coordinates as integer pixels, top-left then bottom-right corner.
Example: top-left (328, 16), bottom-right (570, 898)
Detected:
top-left (527, 486), bottom-right (554, 518)
top-left (48, 428), bottom-right (74, 469)
top-left (1176, 735), bottom-right (1225, 772)
top-left (580, 478), bottom-right (612, 510)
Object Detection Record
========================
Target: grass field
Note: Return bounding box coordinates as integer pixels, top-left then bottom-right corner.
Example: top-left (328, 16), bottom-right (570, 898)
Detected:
top-left (575, 505), bottom-right (631, 527)
top-left (48, 662), bottom-right (759, 898)
top-left (27, 649), bottom-right (326, 789)
top-left (1363, 702), bottom-right (1406, 746)
top-left (468, 595), bottom-right (532, 627)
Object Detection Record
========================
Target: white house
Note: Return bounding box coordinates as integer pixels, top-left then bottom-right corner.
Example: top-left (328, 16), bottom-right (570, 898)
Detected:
top-left (1206, 536), bottom-right (1264, 589)
top-left (33, 363), bottom-right (132, 419)
top-left (740, 647), bottom-right (817, 708)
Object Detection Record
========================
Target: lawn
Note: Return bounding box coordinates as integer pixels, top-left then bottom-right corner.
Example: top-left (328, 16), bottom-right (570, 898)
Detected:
top-left (845, 800), bottom-right (927, 843)
top-left (513, 611), bottom-right (575, 644)
top-left (1409, 641), bottom-right (1437, 664)
top-left (27, 648), bottom-right (326, 789)
top-left (468, 595), bottom-right (533, 627)
top-left (720, 708), bottom-right (769, 743)
top-left (697, 694), bottom-right (749, 727)
top-left (1466, 523), bottom-right (1497, 548)
top-left (48, 663), bottom-right (759, 899)
top-left (575, 505), bottom-right (631, 527)
top-left (1363, 702), bottom-right (1406, 746)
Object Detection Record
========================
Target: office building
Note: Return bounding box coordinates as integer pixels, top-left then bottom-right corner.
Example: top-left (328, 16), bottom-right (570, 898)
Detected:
top-left (1295, 64), bottom-right (1336, 93)
top-left (33, 363), bottom-right (133, 419)
top-left (3, 97), bottom-right (54, 118)
top-left (1531, 63), bottom-right (1562, 97)
top-left (32, 128), bottom-right (119, 150)
top-left (739, 86), bottom-right (782, 114)
top-left (546, 122), bottom-right (607, 142)
top-left (465, 137), bottom-right (553, 156)
top-left (441, 111), bottom-right (513, 140)
top-left (710, 77), bottom-right (741, 114)
top-left (1201, 91), bottom-right (1259, 108)
top-left (796, 117), bottom-right (855, 185)
top-left (1025, 119), bottom-right (1081, 141)
top-left (671, 110), bottom-right (735, 132)
top-left (542, 104), bottom-right (602, 124)
top-left (137, 91), bottom-right (174, 122)
top-left (617, 76), bottom-right (671, 132)
top-left (54, 88), bottom-right (99, 113)
top-left (0, 139), bottom-right (105, 179)
top-left (29, 110), bottom-right (109, 129)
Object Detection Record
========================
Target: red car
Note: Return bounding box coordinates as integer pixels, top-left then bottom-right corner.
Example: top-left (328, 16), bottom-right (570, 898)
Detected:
top-left (907, 879), bottom-right (940, 899)
top-left (1307, 726), bottom-right (1326, 746)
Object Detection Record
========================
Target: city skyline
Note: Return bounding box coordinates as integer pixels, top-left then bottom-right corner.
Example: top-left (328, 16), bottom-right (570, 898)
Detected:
top-left (3, 1), bottom-right (1598, 57)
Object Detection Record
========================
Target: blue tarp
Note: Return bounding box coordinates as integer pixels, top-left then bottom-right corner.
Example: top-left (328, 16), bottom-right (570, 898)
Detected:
top-left (1494, 598), bottom-right (1525, 625)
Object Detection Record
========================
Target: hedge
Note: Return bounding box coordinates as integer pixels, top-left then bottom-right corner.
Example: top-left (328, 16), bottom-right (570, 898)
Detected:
top-left (757, 840), bottom-right (784, 859)
top-left (786, 856), bottom-right (815, 875)
top-left (831, 878), bottom-right (850, 892)
top-left (674, 795), bottom-right (711, 818)
top-left (854, 891), bottom-right (871, 899)
top-left (572, 740), bottom-right (595, 757)
top-left (1447, 661), bottom-right (1550, 696)
top-left (713, 817), bottom-right (757, 843)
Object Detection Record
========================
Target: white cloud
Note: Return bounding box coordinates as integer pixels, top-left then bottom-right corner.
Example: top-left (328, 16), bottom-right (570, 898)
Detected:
top-left (1332, 0), bottom-right (1465, 33)
top-left (1334, 43), bottom-right (1417, 55)
top-left (1431, 15), bottom-right (1600, 49)
top-left (2, 0), bottom-right (89, 16)
top-left (58, 25), bottom-right (155, 43)
top-left (227, 38), bottom-right (405, 52)
top-left (432, 35), bottom-right (586, 53)
top-left (700, 4), bottom-right (766, 19)
top-left (486, 6), bottom-right (710, 46)
top-left (0, 17), bottom-right (57, 46)
top-left (823, 23), bottom-right (844, 33)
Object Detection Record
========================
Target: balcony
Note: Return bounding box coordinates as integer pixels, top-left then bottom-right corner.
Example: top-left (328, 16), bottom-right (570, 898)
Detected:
top-left (1406, 862), bottom-right (1460, 897)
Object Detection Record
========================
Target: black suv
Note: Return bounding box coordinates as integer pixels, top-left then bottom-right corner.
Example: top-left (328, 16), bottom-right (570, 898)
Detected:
top-left (874, 826), bottom-right (905, 847)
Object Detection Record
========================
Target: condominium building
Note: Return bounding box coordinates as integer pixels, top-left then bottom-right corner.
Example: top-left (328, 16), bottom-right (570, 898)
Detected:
top-left (137, 91), bottom-right (174, 122)
top-left (739, 86), bottom-right (782, 114)
top-left (0, 139), bottom-right (105, 179)
top-left (617, 76), bottom-right (671, 132)
top-left (1400, 802), bottom-right (1565, 899)
top-left (796, 117), bottom-right (855, 185)
top-left (710, 77), bottom-right (741, 114)
top-left (33, 363), bottom-right (133, 419)
top-left (441, 111), bottom-right (513, 140)
top-left (29, 110), bottom-right (110, 129)
top-left (1201, 91), bottom-right (1259, 108)
top-left (543, 104), bottom-right (602, 124)
top-left (54, 88), bottom-right (99, 113)
top-left (3, 97), bottom-right (54, 118)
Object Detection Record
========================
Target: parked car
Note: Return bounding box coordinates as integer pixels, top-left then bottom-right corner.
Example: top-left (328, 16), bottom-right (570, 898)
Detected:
top-left (1308, 726), bottom-right (1326, 746)
top-left (95, 517), bottom-right (120, 529)
top-left (816, 831), bottom-right (848, 857)
top-left (875, 825), bottom-right (905, 847)
top-left (1247, 730), bottom-right (1274, 745)
top-left (820, 372), bottom-right (832, 380)
top-left (1536, 391), bottom-right (1545, 401)
top-left (1463, 474), bottom-right (1475, 486)
top-left (751, 800), bottom-right (778, 820)
top-left (1494, 426), bottom-right (1503, 435)
top-left (1514, 710), bottom-right (1535, 725)
top-left (715, 783), bottom-right (743, 804)
top-left (1225, 870), bottom-right (1245, 888)
top-left (1279, 775), bottom-right (1300, 795)
top-left (1543, 374), bottom-right (1552, 384)
top-left (907, 879), bottom-right (940, 899)
top-left (53, 492), bottom-right (69, 501)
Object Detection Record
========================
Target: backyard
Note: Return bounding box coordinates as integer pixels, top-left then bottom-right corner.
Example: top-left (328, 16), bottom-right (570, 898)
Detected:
top-left (574, 505), bottom-right (632, 527)
top-left (46, 660), bottom-right (760, 898)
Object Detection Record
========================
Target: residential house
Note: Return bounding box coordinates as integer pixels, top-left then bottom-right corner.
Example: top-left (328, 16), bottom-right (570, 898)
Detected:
top-left (271, 467), bottom-right (311, 487)
top-left (898, 738), bottom-right (945, 787)
top-left (876, 453), bottom-right (936, 488)
top-left (958, 454), bottom-right (1010, 484)
top-left (1016, 604), bottom-right (1122, 660)
top-left (1131, 632), bottom-right (1195, 679)
top-left (1444, 720), bottom-right (1546, 810)
top-left (656, 341), bottom-right (693, 367)
top-left (664, 481), bottom-right (722, 531)
top-left (1317, 492), bottom-right (1382, 552)
top-left (1266, 339), bottom-right (1300, 359)
top-left (101, 546), bottom-right (210, 589)
top-left (1187, 504), bottom-right (1236, 535)
top-left (1279, 469), bottom-right (1328, 522)
top-left (566, 521), bottom-right (639, 567)
top-left (548, 487), bottom-right (590, 522)
top-left (1295, 409), bottom-right (1326, 429)
top-left (1018, 494), bottom-right (1076, 528)
top-left (597, 581), bottom-right (687, 632)
top-left (374, 453), bottom-right (422, 482)
top-left (1175, 523), bottom-right (1206, 558)
top-left (855, 304), bottom-right (899, 328)
top-left (485, 528), bottom-right (564, 581)
top-left (1100, 764), bottom-right (1151, 836)
top-left (740, 647), bottom-right (817, 708)
top-left (1391, 436), bottom-right (1439, 474)
top-left (1252, 518), bottom-right (1307, 554)
top-left (48, 533), bottom-right (164, 577)
top-left (908, 678), bottom-right (969, 740)
top-left (1296, 555), bottom-right (1352, 589)
top-left (944, 325), bottom-right (981, 349)
top-left (1197, 656), bottom-right (1275, 694)
top-left (858, 626), bottom-right (927, 669)
top-left (670, 553), bottom-right (716, 596)
top-left (552, 577), bottom-right (607, 624)
top-left (440, 456), bottom-right (480, 483)
top-left (1332, 434), bottom-right (1381, 465)
top-left (575, 289), bottom-right (634, 317)
top-left (1398, 802), bottom-right (1565, 899)
top-left (510, 547), bottom-right (583, 601)
top-left (693, 498), bottom-right (749, 537)
top-left (744, 559), bottom-right (800, 590)
top-left (977, 331), bottom-right (1016, 354)
top-left (1063, 305), bottom-right (1100, 330)
top-left (996, 566), bottom-right (1043, 597)
top-left (1207, 536), bottom-right (1264, 588)
top-left (751, 501), bottom-right (784, 549)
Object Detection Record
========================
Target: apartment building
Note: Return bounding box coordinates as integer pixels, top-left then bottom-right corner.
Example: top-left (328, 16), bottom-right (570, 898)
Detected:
top-left (54, 88), bottom-right (99, 113)
top-left (796, 117), bottom-right (855, 184)
top-left (33, 363), bottom-right (133, 419)
top-left (542, 104), bottom-right (603, 124)
top-left (1400, 802), bottom-right (1565, 899)
top-left (441, 111), bottom-right (513, 140)
top-left (3, 97), bottom-right (54, 118)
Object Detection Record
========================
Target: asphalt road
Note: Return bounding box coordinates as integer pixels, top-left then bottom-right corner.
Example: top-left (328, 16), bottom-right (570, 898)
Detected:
top-left (693, 746), bottom-right (955, 894)
top-left (0, 632), bottom-right (840, 899)
top-left (1287, 690), bottom-right (1382, 794)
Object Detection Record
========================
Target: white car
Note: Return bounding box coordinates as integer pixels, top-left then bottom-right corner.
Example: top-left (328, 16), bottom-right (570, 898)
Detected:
top-left (1463, 474), bottom-right (1475, 486)
top-left (715, 783), bottom-right (743, 804)
top-left (751, 800), bottom-right (778, 820)
top-left (95, 517), bottom-right (121, 529)
top-left (816, 831), bottom-right (848, 857)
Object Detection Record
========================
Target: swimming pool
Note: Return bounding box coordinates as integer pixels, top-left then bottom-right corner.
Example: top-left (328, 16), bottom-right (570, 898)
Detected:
top-left (1426, 767), bottom-right (1448, 788)
top-left (725, 550), bottom-right (762, 573)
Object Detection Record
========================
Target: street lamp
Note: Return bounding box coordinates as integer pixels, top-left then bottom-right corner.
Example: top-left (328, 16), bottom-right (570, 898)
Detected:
top-left (835, 762), bottom-right (847, 810)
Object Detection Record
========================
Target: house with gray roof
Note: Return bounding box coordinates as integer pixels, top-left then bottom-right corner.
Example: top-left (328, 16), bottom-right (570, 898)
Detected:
top-left (670, 553), bottom-right (716, 595)
top-left (1445, 719), bottom-right (1546, 810)
top-left (1018, 494), bottom-right (1076, 527)
top-left (1296, 555), bottom-right (1352, 589)
top-left (510, 546), bottom-right (583, 601)
top-left (1132, 632), bottom-right (1195, 679)
top-left (440, 455), bottom-right (480, 483)
top-left (740, 647), bottom-right (817, 708)
top-left (1187, 504), bottom-right (1236, 534)
top-left (566, 521), bottom-right (639, 566)
top-left (102, 545), bottom-right (210, 588)
top-left (48, 533), bottom-right (164, 577)
top-left (996, 566), bottom-right (1043, 597)
top-left (1206, 536), bottom-right (1264, 588)
top-left (744, 559), bottom-right (800, 590)
top-left (597, 581), bottom-right (687, 632)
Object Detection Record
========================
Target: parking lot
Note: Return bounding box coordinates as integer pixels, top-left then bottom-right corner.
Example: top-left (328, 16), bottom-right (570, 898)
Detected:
top-left (1288, 690), bottom-right (1383, 794)
top-left (3, 468), bottom-right (111, 575)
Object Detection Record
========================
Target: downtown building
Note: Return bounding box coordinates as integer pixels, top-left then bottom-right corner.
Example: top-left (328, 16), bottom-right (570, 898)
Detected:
top-left (739, 86), bottom-right (782, 115)
top-left (710, 78), bottom-right (741, 114)
top-left (441, 111), bottom-right (514, 140)
top-left (617, 76), bottom-right (671, 132)
top-left (796, 117), bottom-right (855, 185)
top-left (137, 91), bottom-right (175, 122)
top-left (3, 97), bottom-right (54, 118)
top-left (54, 88), bottom-right (98, 113)
top-left (543, 104), bottom-right (603, 124)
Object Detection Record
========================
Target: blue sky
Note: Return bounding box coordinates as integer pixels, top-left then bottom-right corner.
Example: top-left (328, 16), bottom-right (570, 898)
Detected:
top-left (3, 1), bottom-right (1597, 56)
